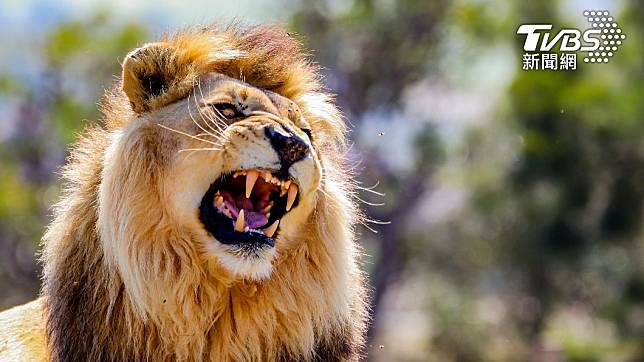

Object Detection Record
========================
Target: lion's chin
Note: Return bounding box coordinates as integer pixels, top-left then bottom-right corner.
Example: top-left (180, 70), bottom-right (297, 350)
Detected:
top-left (214, 243), bottom-right (277, 280)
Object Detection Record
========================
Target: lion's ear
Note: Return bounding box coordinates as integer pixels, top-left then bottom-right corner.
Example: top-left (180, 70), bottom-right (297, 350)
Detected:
top-left (122, 42), bottom-right (198, 113)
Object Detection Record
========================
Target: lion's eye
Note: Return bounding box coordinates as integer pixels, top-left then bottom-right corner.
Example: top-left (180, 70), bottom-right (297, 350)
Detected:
top-left (211, 103), bottom-right (240, 119)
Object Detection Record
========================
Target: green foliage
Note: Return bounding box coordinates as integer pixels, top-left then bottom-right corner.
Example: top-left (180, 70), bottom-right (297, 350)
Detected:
top-left (0, 12), bottom-right (146, 309)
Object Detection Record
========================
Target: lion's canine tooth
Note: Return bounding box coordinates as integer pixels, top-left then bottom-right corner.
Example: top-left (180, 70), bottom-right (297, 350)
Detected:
top-left (235, 209), bottom-right (245, 232)
top-left (264, 220), bottom-right (279, 237)
top-left (286, 184), bottom-right (298, 211)
top-left (280, 180), bottom-right (292, 196)
top-left (245, 170), bottom-right (259, 198)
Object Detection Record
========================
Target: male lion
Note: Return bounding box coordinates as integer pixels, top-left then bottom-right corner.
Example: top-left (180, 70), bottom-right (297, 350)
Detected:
top-left (0, 25), bottom-right (368, 361)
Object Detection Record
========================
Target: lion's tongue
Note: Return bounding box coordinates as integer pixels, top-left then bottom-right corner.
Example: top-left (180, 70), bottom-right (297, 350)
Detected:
top-left (221, 191), bottom-right (269, 229)
top-left (244, 212), bottom-right (269, 229)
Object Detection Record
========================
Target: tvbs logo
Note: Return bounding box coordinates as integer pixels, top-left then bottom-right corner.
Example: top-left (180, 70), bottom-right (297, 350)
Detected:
top-left (517, 10), bottom-right (626, 70)
top-left (518, 24), bottom-right (601, 52)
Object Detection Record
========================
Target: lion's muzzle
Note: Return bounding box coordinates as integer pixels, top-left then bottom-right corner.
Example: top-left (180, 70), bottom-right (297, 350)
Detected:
top-left (264, 125), bottom-right (310, 170)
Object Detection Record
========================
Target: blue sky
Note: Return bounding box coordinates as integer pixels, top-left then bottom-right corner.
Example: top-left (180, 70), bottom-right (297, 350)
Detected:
top-left (0, 0), bottom-right (292, 34)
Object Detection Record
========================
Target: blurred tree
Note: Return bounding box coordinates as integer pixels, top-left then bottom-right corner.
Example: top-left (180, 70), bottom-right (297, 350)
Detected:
top-left (293, 0), bottom-right (644, 360)
top-left (0, 12), bottom-right (146, 309)
top-left (430, 0), bottom-right (644, 360)
top-left (290, 0), bottom-right (449, 349)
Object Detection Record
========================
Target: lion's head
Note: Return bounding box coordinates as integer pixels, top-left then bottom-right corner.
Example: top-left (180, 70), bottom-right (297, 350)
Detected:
top-left (42, 25), bottom-right (367, 361)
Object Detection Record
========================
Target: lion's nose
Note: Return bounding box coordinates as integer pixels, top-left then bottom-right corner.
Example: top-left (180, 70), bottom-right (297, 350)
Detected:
top-left (264, 125), bottom-right (310, 169)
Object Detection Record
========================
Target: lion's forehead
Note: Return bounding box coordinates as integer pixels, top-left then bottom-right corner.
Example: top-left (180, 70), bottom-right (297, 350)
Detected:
top-left (198, 73), bottom-right (303, 122)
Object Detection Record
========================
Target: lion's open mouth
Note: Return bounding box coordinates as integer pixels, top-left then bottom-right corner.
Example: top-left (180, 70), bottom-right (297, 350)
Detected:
top-left (199, 169), bottom-right (299, 247)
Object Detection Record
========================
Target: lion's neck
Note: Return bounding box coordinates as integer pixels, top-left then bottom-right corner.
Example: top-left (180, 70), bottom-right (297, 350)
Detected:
top-left (44, 237), bottom-right (353, 361)
top-left (43, 207), bottom-right (356, 361)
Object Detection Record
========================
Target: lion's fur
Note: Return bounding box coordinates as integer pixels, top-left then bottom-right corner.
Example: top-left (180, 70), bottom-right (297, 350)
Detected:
top-left (0, 24), bottom-right (368, 361)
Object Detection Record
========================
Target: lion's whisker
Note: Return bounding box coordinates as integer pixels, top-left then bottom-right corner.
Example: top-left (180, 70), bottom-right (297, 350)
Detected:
top-left (194, 83), bottom-right (227, 137)
top-left (176, 147), bottom-right (222, 161)
top-left (198, 82), bottom-right (229, 135)
top-left (355, 196), bottom-right (385, 207)
top-left (207, 103), bottom-right (231, 131)
top-left (187, 89), bottom-right (223, 141)
top-left (364, 218), bottom-right (390, 225)
top-left (199, 88), bottom-right (228, 133)
top-left (357, 180), bottom-right (381, 190)
top-left (186, 91), bottom-right (221, 140)
top-left (178, 148), bottom-right (222, 153)
top-left (359, 221), bottom-right (379, 234)
top-left (356, 182), bottom-right (385, 197)
top-left (156, 124), bottom-right (220, 146)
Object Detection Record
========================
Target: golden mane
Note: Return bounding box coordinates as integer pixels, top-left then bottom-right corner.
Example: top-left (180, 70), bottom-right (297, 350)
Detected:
top-left (33, 24), bottom-right (369, 361)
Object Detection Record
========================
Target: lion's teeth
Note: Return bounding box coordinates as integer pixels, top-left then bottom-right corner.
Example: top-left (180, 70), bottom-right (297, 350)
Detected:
top-left (263, 201), bottom-right (273, 213)
top-left (263, 171), bottom-right (272, 182)
top-left (233, 171), bottom-right (240, 178)
top-left (286, 184), bottom-right (298, 211)
top-left (280, 179), bottom-right (292, 196)
top-left (245, 170), bottom-right (259, 198)
top-left (235, 209), bottom-right (245, 232)
top-left (264, 220), bottom-right (279, 237)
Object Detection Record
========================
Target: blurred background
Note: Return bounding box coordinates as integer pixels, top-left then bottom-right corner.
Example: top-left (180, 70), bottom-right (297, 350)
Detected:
top-left (0, 0), bottom-right (643, 360)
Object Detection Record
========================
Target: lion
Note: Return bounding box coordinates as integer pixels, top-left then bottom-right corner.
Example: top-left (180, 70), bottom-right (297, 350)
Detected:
top-left (0, 24), bottom-right (369, 361)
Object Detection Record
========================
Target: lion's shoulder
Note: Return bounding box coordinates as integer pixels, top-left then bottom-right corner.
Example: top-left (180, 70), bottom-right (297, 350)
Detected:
top-left (0, 298), bottom-right (47, 361)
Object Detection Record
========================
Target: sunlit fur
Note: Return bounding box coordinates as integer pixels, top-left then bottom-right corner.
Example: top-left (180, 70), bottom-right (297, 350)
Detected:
top-left (1, 24), bottom-right (371, 361)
